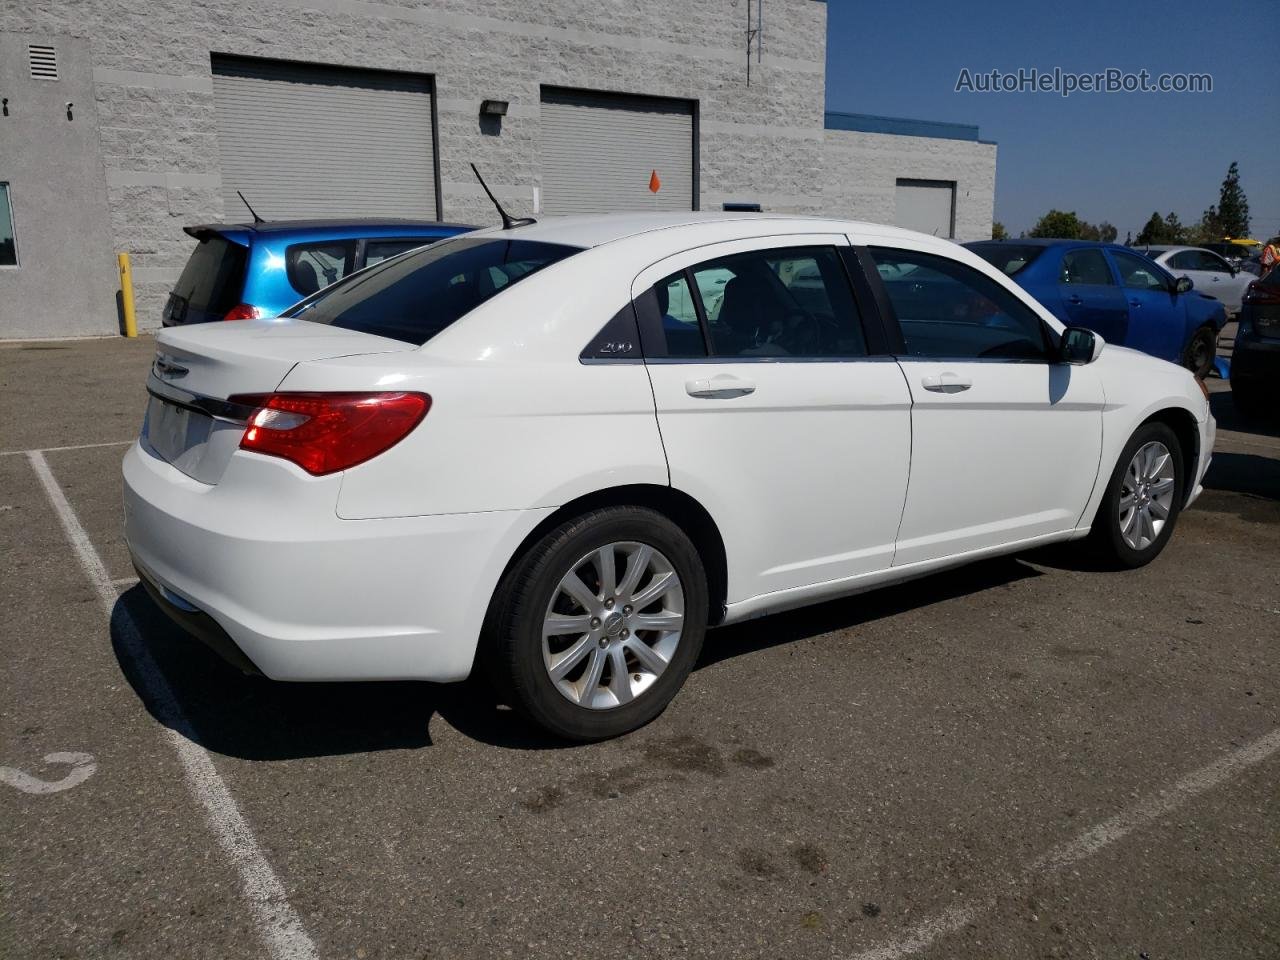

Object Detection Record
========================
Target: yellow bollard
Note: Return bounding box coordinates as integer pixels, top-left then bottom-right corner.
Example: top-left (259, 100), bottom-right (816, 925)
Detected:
top-left (117, 252), bottom-right (138, 338)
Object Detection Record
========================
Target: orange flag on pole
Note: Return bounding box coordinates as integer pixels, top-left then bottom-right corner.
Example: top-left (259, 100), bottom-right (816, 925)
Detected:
top-left (648, 169), bottom-right (661, 193)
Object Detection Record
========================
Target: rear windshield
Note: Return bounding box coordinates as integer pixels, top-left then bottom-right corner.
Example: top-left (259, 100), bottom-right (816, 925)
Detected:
top-left (288, 236), bottom-right (581, 345)
top-left (172, 233), bottom-right (248, 317)
top-left (967, 243), bottom-right (1047, 276)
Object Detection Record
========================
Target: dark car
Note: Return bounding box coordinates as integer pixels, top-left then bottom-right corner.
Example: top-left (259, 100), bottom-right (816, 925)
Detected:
top-left (966, 239), bottom-right (1228, 377)
top-left (162, 218), bottom-right (473, 326)
top-left (1231, 267), bottom-right (1280, 420)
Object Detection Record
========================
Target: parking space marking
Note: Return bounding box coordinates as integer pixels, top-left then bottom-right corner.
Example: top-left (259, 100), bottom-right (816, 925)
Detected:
top-left (0, 439), bottom-right (134, 457)
top-left (25, 450), bottom-right (321, 960)
top-left (851, 726), bottom-right (1280, 960)
top-left (0, 752), bottom-right (97, 795)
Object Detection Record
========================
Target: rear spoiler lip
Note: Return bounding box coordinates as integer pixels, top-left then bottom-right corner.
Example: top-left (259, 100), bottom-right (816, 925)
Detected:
top-left (183, 224), bottom-right (253, 247)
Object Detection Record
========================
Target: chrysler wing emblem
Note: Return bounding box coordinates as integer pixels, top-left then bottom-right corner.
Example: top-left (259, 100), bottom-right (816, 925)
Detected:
top-left (153, 354), bottom-right (189, 379)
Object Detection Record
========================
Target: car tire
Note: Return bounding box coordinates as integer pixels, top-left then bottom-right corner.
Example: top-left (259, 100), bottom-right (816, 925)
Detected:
top-left (1181, 326), bottom-right (1217, 379)
top-left (1087, 421), bottom-right (1185, 569)
top-left (484, 506), bottom-right (709, 742)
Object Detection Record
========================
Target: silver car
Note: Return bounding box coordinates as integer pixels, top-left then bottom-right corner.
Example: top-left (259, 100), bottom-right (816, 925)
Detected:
top-left (1141, 245), bottom-right (1254, 316)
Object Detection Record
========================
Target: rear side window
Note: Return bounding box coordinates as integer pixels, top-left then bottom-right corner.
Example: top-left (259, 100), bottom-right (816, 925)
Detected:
top-left (1060, 249), bottom-right (1114, 285)
top-left (653, 246), bottom-right (867, 359)
top-left (967, 243), bottom-right (1046, 276)
top-left (170, 234), bottom-right (248, 321)
top-left (289, 237), bottom-right (581, 345)
top-left (364, 238), bottom-right (431, 267)
top-left (869, 247), bottom-right (1050, 361)
top-left (286, 241), bottom-right (356, 297)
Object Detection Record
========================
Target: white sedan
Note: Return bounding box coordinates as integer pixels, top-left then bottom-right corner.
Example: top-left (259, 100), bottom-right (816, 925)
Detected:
top-left (124, 214), bottom-right (1214, 741)
top-left (1142, 245), bottom-right (1255, 315)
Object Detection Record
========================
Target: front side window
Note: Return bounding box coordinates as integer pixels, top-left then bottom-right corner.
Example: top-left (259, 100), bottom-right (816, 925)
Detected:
top-left (654, 246), bottom-right (867, 359)
top-left (289, 236), bottom-right (581, 345)
top-left (1060, 249), bottom-right (1114, 286)
top-left (1194, 250), bottom-right (1230, 273)
top-left (0, 183), bottom-right (17, 267)
top-left (869, 247), bottom-right (1051, 361)
top-left (286, 241), bottom-right (357, 296)
top-left (1111, 250), bottom-right (1169, 291)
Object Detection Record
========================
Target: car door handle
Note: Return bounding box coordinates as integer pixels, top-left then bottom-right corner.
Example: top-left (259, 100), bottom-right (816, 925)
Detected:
top-left (685, 375), bottom-right (756, 399)
top-left (921, 373), bottom-right (972, 394)
top-left (1129, 299), bottom-right (1142, 307)
top-left (1066, 294), bottom-right (1083, 305)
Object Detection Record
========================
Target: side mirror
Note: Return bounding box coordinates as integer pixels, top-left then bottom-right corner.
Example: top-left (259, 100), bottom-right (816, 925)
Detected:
top-left (1060, 326), bottom-right (1103, 364)
top-left (1175, 275), bottom-right (1193, 294)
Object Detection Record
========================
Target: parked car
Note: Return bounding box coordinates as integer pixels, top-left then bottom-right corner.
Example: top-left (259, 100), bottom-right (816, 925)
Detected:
top-left (126, 215), bottom-right (1214, 741)
top-left (1139, 245), bottom-right (1254, 315)
top-left (1231, 266), bottom-right (1280, 420)
top-left (162, 218), bottom-right (473, 326)
top-left (965, 239), bottom-right (1227, 377)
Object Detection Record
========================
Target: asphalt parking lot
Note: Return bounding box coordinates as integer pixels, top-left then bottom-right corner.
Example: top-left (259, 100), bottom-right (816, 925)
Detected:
top-left (2, 334), bottom-right (1277, 960)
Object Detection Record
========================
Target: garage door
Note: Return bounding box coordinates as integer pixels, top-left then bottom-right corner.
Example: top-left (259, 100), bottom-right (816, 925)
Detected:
top-left (541, 89), bottom-right (695, 215)
top-left (894, 179), bottom-right (955, 238)
top-left (211, 56), bottom-right (437, 221)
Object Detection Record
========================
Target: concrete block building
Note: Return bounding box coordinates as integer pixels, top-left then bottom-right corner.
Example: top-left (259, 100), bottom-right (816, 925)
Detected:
top-left (0, 0), bottom-right (996, 338)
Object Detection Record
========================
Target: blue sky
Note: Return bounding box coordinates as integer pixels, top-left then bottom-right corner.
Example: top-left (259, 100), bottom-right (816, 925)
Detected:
top-left (824, 0), bottom-right (1280, 240)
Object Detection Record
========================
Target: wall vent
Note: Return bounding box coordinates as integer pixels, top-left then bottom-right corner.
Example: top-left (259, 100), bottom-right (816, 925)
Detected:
top-left (28, 44), bottom-right (59, 81)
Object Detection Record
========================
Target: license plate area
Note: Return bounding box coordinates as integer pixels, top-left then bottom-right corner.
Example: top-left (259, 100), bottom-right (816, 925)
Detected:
top-left (143, 394), bottom-right (213, 468)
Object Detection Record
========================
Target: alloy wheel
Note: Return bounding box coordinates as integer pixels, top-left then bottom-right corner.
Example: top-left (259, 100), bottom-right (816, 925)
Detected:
top-left (1118, 440), bottom-right (1176, 551)
top-left (541, 541), bottom-right (685, 710)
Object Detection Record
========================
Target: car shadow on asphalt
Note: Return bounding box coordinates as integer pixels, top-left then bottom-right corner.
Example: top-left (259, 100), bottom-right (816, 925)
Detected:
top-left (110, 556), bottom-right (1040, 761)
top-left (1209, 389), bottom-right (1280, 440)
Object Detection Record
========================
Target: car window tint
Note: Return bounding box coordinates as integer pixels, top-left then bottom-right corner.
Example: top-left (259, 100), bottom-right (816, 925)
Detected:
top-left (678, 246), bottom-right (866, 358)
top-left (365, 239), bottom-right (430, 267)
top-left (655, 271), bottom-right (707, 358)
top-left (1196, 250), bottom-right (1228, 272)
top-left (1060, 249), bottom-right (1114, 286)
top-left (1112, 250), bottom-right (1168, 291)
top-left (869, 246), bottom-right (1050, 361)
top-left (287, 237), bottom-right (581, 346)
top-left (966, 243), bottom-right (1047, 276)
top-left (286, 241), bottom-right (356, 297)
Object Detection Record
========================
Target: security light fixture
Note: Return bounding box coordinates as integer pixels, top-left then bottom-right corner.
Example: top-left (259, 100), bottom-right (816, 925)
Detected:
top-left (480, 99), bottom-right (508, 117)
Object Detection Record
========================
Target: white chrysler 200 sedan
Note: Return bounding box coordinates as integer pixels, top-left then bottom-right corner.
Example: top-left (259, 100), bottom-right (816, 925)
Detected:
top-left (124, 214), bottom-right (1214, 741)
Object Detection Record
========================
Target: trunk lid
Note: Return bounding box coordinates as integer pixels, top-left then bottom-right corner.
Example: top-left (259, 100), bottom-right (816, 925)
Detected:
top-left (144, 319), bottom-right (417, 484)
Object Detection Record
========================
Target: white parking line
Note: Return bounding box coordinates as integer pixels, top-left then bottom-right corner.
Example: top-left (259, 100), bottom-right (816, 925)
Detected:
top-left (26, 450), bottom-right (321, 960)
top-left (0, 439), bottom-right (134, 457)
top-left (851, 726), bottom-right (1280, 960)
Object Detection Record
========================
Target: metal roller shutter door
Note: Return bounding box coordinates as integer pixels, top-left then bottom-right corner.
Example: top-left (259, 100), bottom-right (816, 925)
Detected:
top-left (211, 56), bottom-right (437, 221)
top-left (541, 90), bottom-right (694, 215)
top-left (894, 179), bottom-right (955, 238)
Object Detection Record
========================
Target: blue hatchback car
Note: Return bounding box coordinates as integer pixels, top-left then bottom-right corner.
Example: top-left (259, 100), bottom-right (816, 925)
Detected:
top-left (162, 219), bottom-right (473, 326)
top-left (966, 239), bottom-right (1227, 377)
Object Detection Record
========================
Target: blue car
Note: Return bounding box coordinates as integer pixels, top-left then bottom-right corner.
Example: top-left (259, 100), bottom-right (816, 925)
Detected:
top-left (162, 218), bottom-right (473, 325)
top-left (965, 239), bottom-right (1227, 377)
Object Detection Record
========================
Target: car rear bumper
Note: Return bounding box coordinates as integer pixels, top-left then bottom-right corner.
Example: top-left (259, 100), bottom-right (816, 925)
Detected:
top-left (122, 441), bottom-right (552, 682)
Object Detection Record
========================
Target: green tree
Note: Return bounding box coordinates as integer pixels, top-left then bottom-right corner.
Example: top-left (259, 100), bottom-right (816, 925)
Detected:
top-left (1216, 161), bottom-right (1250, 237)
top-left (1162, 212), bottom-right (1187, 244)
top-left (1190, 205), bottom-right (1222, 245)
top-left (1135, 212), bottom-right (1169, 246)
top-left (1028, 209), bottom-right (1084, 239)
top-left (991, 221), bottom-right (1008, 240)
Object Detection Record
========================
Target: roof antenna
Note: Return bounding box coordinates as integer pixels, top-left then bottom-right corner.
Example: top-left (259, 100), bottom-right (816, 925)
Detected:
top-left (237, 190), bottom-right (264, 225)
top-left (470, 163), bottom-right (535, 230)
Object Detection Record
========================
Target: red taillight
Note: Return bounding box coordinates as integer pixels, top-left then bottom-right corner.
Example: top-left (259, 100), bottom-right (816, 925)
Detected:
top-left (223, 303), bottom-right (263, 321)
top-left (231, 392), bottom-right (431, 475)
top-left (1243, 281), bottom-right (1280, 305)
